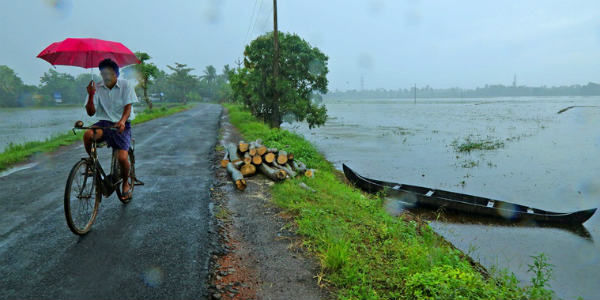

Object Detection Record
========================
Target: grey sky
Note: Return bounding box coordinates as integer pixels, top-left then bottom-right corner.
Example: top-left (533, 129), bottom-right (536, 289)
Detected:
top-left (1, 0), bottom-right (599, 91)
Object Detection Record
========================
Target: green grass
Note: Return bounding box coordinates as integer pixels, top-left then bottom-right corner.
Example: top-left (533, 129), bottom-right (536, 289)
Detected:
top-left (224, 103), bottom-right (555, 300)
top-left (451, 135), bottom-right (505, 153)
top-left (0, 103), bottom-right (195, 172)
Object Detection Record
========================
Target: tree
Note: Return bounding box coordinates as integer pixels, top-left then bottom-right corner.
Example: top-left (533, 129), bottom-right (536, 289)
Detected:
top-left (167, 62), bottom-right (198, 103)
top-left (148, 69), bottom-right (169, 102)
top-left (133, 51), bottom-right (159, 109)
top-left (39, 69), bottom-right (79, 105)
top-left (201, 65), bottom-right (217, 85)
top-left (230, 32), bottom-right (329, 128)
top-left (0, 65), bottom-right (25, 107)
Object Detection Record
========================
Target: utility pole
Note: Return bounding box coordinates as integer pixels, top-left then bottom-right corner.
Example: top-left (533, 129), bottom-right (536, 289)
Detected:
top-left (360, 74), bottom-right (364, 91)
top-left (272, 0), bottom-right (280, 128)
top-left (414, 83), bottom-right (417, 104)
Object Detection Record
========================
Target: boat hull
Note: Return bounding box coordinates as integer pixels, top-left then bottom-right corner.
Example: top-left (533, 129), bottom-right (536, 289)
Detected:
top-left (343, 164), bottom-right (596, 225)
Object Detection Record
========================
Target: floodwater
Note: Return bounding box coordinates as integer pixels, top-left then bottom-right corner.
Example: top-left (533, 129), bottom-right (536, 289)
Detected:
top-left (0, 106), bottom-right (90, 152)
top-left (283, 96), bottom-right (600, 300)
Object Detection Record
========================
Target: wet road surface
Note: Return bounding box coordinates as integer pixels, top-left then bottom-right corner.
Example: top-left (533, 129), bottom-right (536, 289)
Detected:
top-left (0, 103), bottom-right (222, 299)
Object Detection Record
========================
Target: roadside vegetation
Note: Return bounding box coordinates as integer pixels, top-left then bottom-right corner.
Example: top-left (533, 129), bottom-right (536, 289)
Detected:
top-left (225, 103), bottom-right (555, 300)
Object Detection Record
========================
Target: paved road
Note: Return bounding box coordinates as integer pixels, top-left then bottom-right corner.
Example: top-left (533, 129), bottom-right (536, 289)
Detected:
top-left (0, 103), bottom-right (222, 299)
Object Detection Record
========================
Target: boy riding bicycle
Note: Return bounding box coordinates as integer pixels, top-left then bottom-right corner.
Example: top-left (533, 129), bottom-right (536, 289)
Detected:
top-left (83, 58), bottom-right (138, 201)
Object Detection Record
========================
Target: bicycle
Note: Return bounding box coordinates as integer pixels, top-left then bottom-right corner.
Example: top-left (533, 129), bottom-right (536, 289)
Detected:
top-left (64, 120), bottom-right (143, 235)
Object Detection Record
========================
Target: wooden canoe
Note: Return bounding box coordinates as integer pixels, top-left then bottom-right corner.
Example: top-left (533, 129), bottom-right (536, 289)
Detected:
top-left (343, 164), bottom-right (597, 225)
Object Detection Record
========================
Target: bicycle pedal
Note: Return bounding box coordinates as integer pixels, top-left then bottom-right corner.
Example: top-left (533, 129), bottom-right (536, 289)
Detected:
top-left (134, 178), bottom-right (145, 186)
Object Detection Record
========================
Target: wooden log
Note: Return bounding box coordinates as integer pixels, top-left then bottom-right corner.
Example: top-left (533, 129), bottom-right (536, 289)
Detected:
top-left (290, 160), bottom-right (307, 174)
top-left (305, 169), bottom-right (315, 178)
top-left (226, 143), bottom-right (241, 162)
top-left (298, 182), bottom-right (316, 193)
top-left (220, 148), bottom-right (230, 168)
top-left (226, 162), bottom-right (246, 190)
top-left (248, 142), bottom-right (257, 156)
top-left (238, 140), bottom-right (249, 153)
top-left (264, 152), bottom-right (275, 164)
top-left (252, 155), bottom-right (263, 165)
top-left (240, 163), bottom-right (256, 176)
top-left (277, 150), bottom-right (288, 165)
top-left (266, 147), bottom-right (278, 153)
top-left (243, 152), bottom-right (252, 164)
top-left (258, 163), bottom-right (286, 181)
top-left (287, 153), bottom-right (294, 161)
top-left (233, 160), bottom-right (244, 169)
top-left (255, 141), bottom-right (267, 156)
top-left (283, 163), bottom-right (297, 177)
top-left (273, 161), bottom-right (296, 178)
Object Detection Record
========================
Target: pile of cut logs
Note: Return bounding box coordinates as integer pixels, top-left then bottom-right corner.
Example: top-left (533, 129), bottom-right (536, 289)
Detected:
top-left (221, 139), bottom-right (314, 190)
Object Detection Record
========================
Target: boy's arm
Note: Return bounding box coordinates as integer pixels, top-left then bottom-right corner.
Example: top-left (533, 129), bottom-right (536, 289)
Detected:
top-left (85, 80), bottom-right (96, 116)
top-left (116, 104), bottom-right (132, 133)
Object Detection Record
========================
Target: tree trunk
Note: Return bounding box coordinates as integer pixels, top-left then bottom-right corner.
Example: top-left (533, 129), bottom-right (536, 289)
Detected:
top-left (243, 152), bottom-right (252, 164)
top-left (252, 155), bottom-right (263, 165)
top-left (233, 160), bottom-right (244, 169)
top-left (238, 140), bottom-right (249, 153)
top-left (240, 163), bottom-right (256, 176)
top-left (226, 162), bottom-right (246, 190)
top-left (273, 161), bottom-right (296, 178)
top-left (277, 150), bottom-right (288, 165)
top-left (291, 160), bottom-right (306, 174)
top-left (258, 163), bottom-right (286, 181)
top-left (226, 143), bottom-right (241, 162)
top-left (221, 148), bottom-right (230, 168)
top-left (248, 142), bottom-right (257, 156)
top-left (254, 141), bottom-right (267, 156)
top-left (264, 152), bottom-right (275, 164)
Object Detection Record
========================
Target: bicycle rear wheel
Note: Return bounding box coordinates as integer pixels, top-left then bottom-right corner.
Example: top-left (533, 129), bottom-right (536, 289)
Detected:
top-left (114, 148), bottom-right (135, 204)
top-left (64, 159), bottom-right (100, 235)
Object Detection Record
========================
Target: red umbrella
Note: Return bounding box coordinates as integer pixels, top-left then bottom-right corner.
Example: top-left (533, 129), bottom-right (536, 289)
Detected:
top-left (37, 38), bottom-right (140, 69)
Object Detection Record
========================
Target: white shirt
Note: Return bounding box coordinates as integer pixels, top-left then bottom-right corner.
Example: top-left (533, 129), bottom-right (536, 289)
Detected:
top-left (84, 78), bottom-right (139, 122)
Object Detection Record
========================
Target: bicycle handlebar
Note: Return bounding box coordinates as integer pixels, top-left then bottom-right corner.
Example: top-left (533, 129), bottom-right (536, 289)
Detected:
top-left (72, 120), bottom-right (117, 135)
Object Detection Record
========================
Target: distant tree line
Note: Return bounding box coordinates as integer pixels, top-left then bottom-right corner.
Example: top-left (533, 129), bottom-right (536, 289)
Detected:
top-left (0, 53), bottom-right (232, 108)
top-left (326, 82), bottom-right (600, 100)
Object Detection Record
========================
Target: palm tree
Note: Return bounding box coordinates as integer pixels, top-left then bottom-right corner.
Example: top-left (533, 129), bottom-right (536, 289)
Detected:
top-left (200, 65), bottom-right (217, 85)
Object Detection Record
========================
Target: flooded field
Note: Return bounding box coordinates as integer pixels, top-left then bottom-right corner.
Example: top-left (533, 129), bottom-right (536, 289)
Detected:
top-left (0, 104), bottom-right (146, 152)
top-left (283, 96), bottom-right (600, 300)
top-left (0, 106), bottom-right (90, 152)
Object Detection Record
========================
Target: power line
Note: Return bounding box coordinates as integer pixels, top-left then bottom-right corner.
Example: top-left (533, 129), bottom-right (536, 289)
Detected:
top-left (243, 0), bottom-right (259, 47)
top-left (248, 0), bottom-right (264, 42)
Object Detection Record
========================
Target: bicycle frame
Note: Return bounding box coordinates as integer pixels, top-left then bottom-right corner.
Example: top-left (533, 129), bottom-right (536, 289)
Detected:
top-left (73, 125), bottom-right (122, 198)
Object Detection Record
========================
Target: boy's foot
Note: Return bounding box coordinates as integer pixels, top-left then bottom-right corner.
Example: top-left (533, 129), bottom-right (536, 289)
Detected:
top-left (121, 182), bottom-right (132, 200)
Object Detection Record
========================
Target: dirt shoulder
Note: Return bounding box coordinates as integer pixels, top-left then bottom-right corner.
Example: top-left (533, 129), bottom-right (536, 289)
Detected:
top-left (208, 108), bottom-right (330, 300)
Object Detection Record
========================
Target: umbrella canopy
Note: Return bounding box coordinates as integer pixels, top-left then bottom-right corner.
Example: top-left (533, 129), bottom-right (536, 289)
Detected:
top-left (37, 38), bottom-right (140, 69)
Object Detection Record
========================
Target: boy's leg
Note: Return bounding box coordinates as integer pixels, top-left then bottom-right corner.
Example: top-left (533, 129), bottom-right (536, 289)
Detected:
top-left (117, 149), bottom-right (131, 196)
top-left (83, 129), bottom-right (104, 155)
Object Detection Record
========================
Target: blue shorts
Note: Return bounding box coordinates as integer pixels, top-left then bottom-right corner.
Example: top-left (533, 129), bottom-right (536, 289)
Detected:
top-left (92, 120), bottom-right (131, 151)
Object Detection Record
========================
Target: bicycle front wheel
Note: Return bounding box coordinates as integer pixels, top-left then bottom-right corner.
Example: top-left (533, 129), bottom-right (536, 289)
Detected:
top-left (64, 159), bottom-right (100, 235)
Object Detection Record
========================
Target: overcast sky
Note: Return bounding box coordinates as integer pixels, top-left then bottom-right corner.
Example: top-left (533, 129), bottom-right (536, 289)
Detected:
top-left (1, 0), bottom-right (599, 91)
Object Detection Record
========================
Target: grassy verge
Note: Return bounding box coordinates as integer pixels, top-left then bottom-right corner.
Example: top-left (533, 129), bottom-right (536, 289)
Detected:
top-left (0, 103), bottom-right (195, 172)
top-left (224, 103), bottom-right (554, 300)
